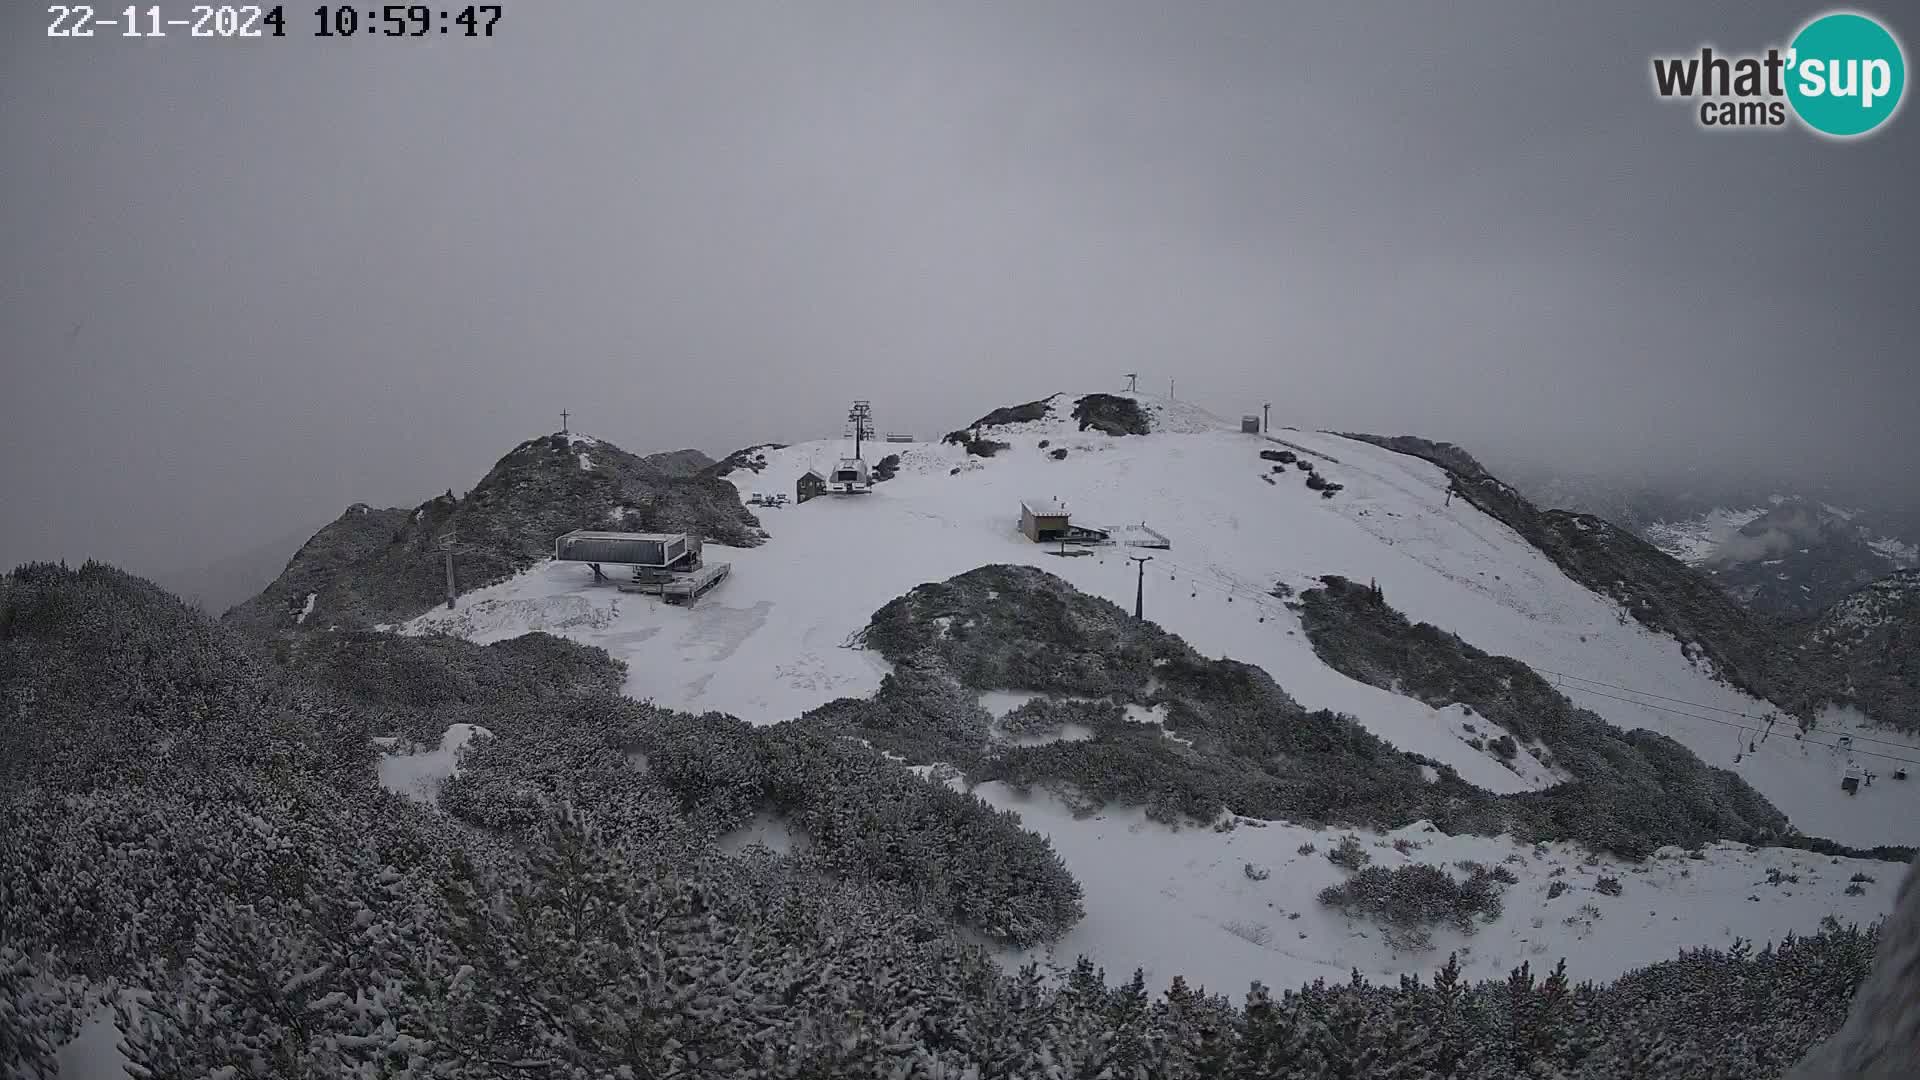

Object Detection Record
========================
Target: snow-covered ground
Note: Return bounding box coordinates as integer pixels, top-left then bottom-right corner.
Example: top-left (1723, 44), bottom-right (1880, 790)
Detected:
top-left (976, 784), bottom-right (1902, 997)
top-left (54, 1002), bottom-right (126, 1079)
top-left (374, 723), bottom-right (492, 804)
top-left (402, 391), bottom-right (1916, 996)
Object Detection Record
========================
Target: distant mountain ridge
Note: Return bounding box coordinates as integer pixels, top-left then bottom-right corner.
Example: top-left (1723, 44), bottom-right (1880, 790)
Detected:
top-left (226, 437), bottom-right (756, 634)
top-left (1500, 465), bottom-right (1920, 619)
top-left (147, 522), bottom-right (323, 617)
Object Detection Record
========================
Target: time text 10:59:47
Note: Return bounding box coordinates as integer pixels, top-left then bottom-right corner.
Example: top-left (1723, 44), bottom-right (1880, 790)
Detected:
top-left (47, 5), bottom-right (503, 39)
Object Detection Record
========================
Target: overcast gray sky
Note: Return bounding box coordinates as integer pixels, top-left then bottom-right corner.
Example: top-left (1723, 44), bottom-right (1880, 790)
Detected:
top-left (3, 2), bottom-right (1914, 577)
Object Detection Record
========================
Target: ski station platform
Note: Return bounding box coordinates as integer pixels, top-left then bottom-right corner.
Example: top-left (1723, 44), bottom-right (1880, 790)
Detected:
top-left (617, 562), bottom-right (730, 604)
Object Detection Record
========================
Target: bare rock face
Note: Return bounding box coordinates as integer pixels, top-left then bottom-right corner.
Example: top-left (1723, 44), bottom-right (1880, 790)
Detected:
top-left (1070, 393), bottom-right (1150, 436)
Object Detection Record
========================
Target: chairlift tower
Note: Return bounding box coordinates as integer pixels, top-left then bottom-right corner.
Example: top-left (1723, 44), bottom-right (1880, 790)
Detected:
top-left (846, 400), bottom-right (874, 460)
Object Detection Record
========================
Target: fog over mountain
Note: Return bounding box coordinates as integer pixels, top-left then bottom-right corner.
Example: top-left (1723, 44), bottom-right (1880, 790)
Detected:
top-left (3, 2), bottom-right (1916, 581)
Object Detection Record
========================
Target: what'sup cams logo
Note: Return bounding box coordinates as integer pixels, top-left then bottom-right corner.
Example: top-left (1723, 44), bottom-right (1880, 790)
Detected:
top-left (1652, 10), bottom-right (1906, 138)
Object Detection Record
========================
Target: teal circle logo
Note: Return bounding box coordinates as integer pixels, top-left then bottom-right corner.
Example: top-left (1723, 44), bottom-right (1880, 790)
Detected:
top-left (1786, 12), bottom-right (1906, 137)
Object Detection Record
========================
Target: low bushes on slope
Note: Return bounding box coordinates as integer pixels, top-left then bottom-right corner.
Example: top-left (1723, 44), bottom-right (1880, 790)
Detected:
top-left (2, 560), bottom-right (1902, 1079)
top-left (279, 626), bottom-right (625, 744)
top-left (1801, 569), bottom-right (1920, 736)
top-left (0, 561), bottom-right (376, 795)
top-left (758, 724), bottom-right (1084, 945)
top-left (10, 780), bottom-right (1892, 1079)
top-left (846, 564), bottom-right (1911, 861)
top-left (848, 565), bottom-right (1486, 828)
top-left (437, 672), bottom-right (1084, 947)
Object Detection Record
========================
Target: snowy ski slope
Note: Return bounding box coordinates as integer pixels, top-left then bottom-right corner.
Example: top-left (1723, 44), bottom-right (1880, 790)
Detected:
top-left (404, 392), bottom-right (1917, 995)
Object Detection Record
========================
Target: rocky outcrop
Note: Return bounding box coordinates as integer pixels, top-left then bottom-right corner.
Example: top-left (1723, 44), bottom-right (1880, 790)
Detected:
top-left (227, 433), bottom-right (760, 634)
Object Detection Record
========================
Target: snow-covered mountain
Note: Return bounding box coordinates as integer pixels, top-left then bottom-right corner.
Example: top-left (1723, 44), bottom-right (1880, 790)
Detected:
top-left (396, 390), bottom-right (1919, 999)
top-left (1504, 467), bottom-right (1920, 619)
top-left (1653, 499), bottom-right (1918, 617)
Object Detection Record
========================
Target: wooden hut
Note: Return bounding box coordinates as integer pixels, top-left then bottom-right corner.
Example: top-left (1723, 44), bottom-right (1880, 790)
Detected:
top-left (797, 469), bottom-right (827, 504)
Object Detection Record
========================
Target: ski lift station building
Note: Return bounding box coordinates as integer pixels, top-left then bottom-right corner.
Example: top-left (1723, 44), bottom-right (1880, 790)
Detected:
top-left (827, 457), bottom-right (872, 494)
top-left (553, 530), bottom-right (730, 603)
top-left (555, 531), bottom-right (691, 569)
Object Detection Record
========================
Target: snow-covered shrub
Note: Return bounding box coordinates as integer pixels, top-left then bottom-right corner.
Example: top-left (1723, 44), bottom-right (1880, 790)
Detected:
top-left (1596, 875), bottom-right (1624, 896)
top-left (797, 659), bottom-right (993, 765)
top-left (0, 945), bottom-right (86, 1080)
top-left (1328, 835), bottom-right (1372, 871)
top-left (997, 695), bottom-right (1119, 740)
top-left (1070, 393), bottom-right (1149, 436)
top-left (1317, 863), bottom-right (1508, 949)
top-left (757, 725), bottom-right (1084, 946)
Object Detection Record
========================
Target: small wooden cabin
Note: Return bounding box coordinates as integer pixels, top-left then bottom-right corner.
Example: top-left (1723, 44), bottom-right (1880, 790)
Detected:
top-left (797, 470), bottom-right (827, 504)
top-left (1241, 415), bottom-right (1260, 433)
